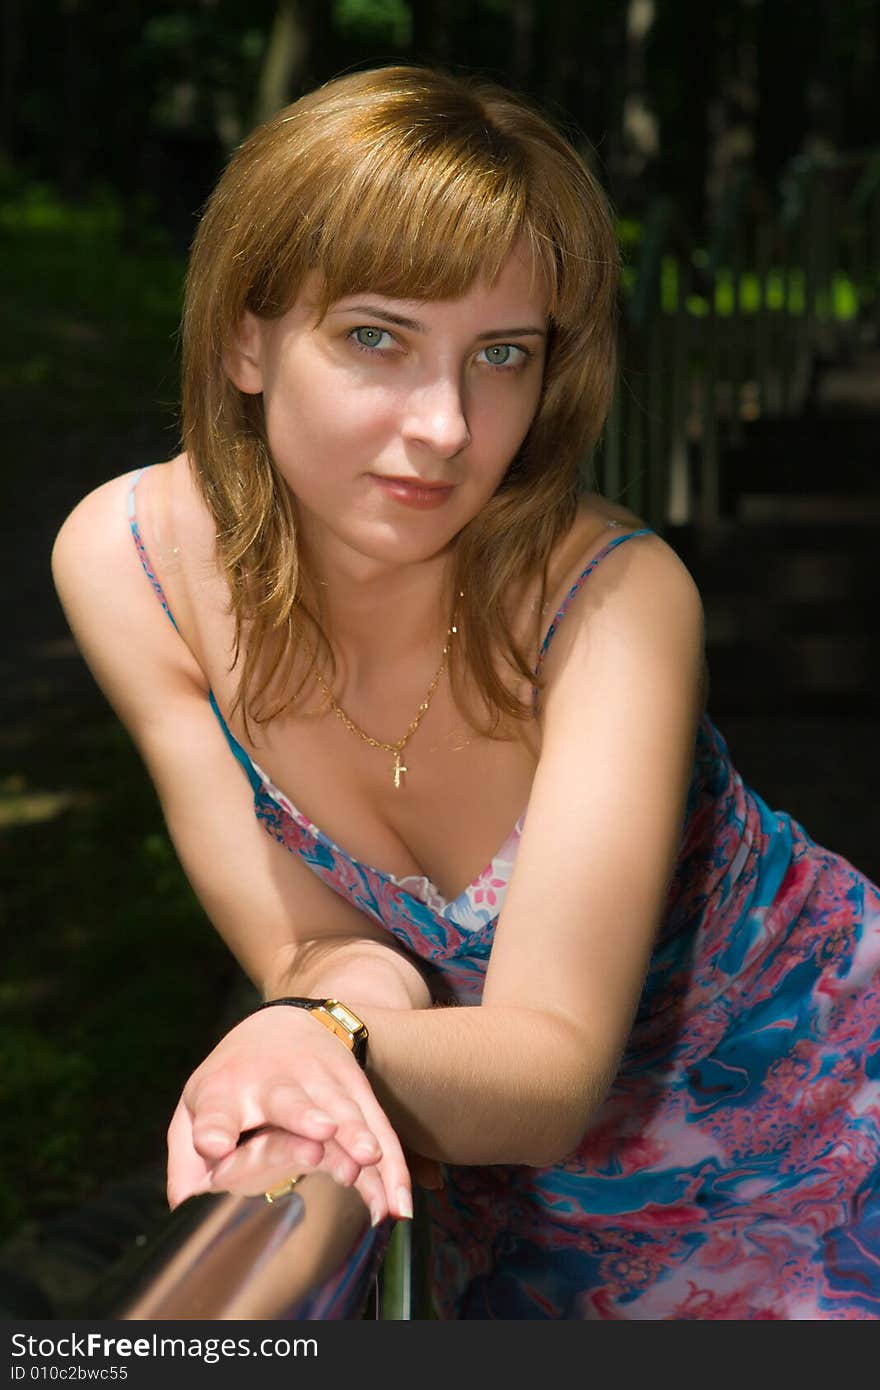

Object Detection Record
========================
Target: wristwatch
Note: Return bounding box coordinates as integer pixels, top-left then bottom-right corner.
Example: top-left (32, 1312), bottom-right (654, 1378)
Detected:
top-left (252, 996), bottom-right (369, 1068)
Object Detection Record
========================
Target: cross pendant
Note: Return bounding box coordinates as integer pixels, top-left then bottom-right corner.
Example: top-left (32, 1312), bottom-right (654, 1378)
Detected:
top-left (393, 752), bottom-right (407, 789)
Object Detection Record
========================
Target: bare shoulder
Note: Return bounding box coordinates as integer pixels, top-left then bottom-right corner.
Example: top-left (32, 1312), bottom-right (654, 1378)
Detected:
top-left (52, 467), bottom-right (139, 570)
top-left (538, 498), bottom-right (705, 709)
top-left (52, 466), bottom-right (154, 643)
top-left (51, 456), bottom-right (209, 710)
top-left (51, 453), bottom-right (205, 582)
top-left (544, 496), bottom-right (701, 627)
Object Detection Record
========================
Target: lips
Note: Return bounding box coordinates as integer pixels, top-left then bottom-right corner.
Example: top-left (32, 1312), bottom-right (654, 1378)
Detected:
top-left (369, 474), bottom-right (456, 509)
top-left (375, 475), bottom-right (452, 488)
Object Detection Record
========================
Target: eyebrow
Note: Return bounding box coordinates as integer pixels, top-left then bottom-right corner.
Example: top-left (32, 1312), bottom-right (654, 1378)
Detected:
top-left (330, 303), bottom-right (547, 340)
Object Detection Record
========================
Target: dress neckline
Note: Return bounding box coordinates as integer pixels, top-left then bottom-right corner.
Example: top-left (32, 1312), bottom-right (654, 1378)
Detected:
top-left (216, 518), bottom-right (650, 915)
top-left (251, 747), bottom-right (506, 914)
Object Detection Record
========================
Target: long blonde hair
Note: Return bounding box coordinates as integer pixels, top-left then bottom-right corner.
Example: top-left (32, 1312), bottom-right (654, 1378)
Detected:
top-left (180, 65), bottom-right (619, 739)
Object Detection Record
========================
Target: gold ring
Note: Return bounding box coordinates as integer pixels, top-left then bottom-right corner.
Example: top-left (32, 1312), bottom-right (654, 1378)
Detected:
top-left (264, 1175), bottom-right (302, 1204)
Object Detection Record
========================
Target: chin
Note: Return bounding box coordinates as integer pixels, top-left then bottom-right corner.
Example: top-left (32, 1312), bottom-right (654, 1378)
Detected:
top-left (349, 518), bottom-right (460, 567)
top-left (298, 493), bottom-right (476, 573)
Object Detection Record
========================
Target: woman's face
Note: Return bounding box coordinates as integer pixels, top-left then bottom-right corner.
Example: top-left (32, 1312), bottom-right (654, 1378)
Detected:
top-left (226, 246), bottom-right (549, 575)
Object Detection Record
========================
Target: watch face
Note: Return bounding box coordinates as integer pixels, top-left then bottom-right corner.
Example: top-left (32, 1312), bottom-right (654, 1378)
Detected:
top-left (313, 1000), bottom-right (368, 1066)
top-left (327, 1001), bottom-right (363, 1033)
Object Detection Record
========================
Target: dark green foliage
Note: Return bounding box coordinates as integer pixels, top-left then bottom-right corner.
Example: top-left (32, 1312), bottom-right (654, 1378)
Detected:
top-left (1, 704), bottom-right (237, 1239)
top-left (0, 186), bottom-right (236, 1243)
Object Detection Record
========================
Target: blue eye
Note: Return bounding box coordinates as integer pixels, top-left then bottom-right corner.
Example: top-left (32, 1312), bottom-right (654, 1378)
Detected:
top-left (351, 326), bottom-right (393, 351)
top-left (479, 344), bottom-right (529, 368)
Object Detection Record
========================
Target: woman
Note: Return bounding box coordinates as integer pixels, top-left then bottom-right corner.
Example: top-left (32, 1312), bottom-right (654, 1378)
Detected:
top-left (52, 65), bottom-right (880, 1319)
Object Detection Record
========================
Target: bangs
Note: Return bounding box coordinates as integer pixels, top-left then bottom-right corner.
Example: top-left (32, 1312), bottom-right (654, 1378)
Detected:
top-left (311, 126), bottom-right (536, 310)
top-left (244, 95), bottom-right (581, 328)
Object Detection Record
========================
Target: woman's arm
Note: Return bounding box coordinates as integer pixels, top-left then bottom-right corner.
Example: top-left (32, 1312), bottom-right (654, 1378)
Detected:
top-left (51, 473), bottom-right (431, 1219)
top-left (51, 473), bottom-right (430, 1001)
top-left (179, 530), bottom-right (704, 1188)
top-left (371, 531), bottom-right (703, 1162)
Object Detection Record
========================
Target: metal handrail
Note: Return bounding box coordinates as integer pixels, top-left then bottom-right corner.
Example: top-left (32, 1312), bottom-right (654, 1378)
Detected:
top-left (84, 1175), bottom-right (390, 1321)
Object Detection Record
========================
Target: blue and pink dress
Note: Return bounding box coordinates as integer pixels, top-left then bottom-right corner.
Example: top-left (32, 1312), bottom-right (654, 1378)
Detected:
top-left (130, 469), bottom-right (880, 1319)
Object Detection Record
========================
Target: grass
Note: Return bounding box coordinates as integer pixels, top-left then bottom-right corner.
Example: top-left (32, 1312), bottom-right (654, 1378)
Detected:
top-left (0, 181), bottom-right (184, 417)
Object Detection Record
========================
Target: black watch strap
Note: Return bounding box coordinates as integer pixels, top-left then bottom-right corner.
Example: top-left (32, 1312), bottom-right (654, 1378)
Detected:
top-left (251, 996), bottom-right (369, 1068)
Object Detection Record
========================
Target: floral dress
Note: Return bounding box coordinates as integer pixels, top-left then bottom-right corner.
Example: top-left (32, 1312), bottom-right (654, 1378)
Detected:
top-left (130, 469), bottom-right (880, 1319)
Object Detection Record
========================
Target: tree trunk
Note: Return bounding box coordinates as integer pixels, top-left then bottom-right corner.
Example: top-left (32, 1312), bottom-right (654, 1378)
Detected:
top-left (705, 0), bottom-right (760, 214)
top-left (251, 0), bottom-right (312, 130)
top-left (0, 0), bottom-right (23, 163)
top-left (59, 0), bottom-right (85, 196)
top-left (609, 0), bottom-right (659, 215)
top-left (509, 0), bottom-right (537, 89)
top-left (410, 0), bottom-right (452, 63)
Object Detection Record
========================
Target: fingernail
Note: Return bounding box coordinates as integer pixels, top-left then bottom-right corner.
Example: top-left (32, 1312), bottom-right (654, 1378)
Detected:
top-left (355, 1134), bottom-right (380, 1159)
top-left (397, 1187), bottom-right (413, 1220)
top-left (370, 1202), bottom-right (383, 1228)
top-left (333, 1165), bottom-right (350, 1186)
top-left (306, 1109), bottom-right (334, 1126)
top-left (201, 1128), bottom-right (231, 1149)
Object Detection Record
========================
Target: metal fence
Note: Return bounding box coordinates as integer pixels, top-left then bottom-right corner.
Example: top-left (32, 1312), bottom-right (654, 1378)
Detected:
top-left (598, 148), bottom-right (880, 529)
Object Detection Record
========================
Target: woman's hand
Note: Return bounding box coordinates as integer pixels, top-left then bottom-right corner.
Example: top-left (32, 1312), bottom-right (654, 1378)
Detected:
top-left (166, 1005), bottom-right (413, 1225)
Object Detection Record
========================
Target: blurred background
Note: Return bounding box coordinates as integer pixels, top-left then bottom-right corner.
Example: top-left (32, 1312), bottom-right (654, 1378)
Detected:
top-left (2, 0), bottom-right (879, 1316)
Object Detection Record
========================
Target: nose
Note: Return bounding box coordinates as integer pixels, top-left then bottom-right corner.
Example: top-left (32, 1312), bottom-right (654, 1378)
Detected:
top-left (401, 375), bottom-right (471, 459)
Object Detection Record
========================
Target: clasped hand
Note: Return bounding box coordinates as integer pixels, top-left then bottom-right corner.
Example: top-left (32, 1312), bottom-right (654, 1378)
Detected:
top-left (166, 1006), bottom-right (414, 1225)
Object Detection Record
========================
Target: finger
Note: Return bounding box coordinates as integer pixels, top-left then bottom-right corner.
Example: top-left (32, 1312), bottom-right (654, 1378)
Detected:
top-left (252, 1082), bottom-right (342, 1148)
top-left (208, 1127), bottom-right (326, 1195)
top-left (356, 1095), bottom-right (413, 1221)
top-left (353, 1162), bottom-right (394, 1228)
top-left (213, 1125), bottom-right (364, 1194)
top-left (189, 1075), bottom-right (339, 1163)
top-left (310, 1136), bottom-right (363, 1189)
top-left (301, 1075), bottom-right (412, 1220)
top-left (255, 1075), bottom-right (383, 1170)
top-left (187, 1084), bottom-right (247, 1162)
top-left (237, 1125), bottom-right (327, 1176)
top-left (302, 1080), bottom-right (411, 1220)
top-left (166, 1098), bottom-right (215, 1210)
top-left (300, 1083), bottom-right (383, 1168)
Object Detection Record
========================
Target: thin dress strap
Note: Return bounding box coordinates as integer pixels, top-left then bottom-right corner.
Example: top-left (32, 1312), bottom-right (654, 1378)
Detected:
top-left (533, 523), bottom-right (654, 705)
top-left (127, 466), bottom-right (180, 634)
top-left (127, 465), bottom-right (264, 794)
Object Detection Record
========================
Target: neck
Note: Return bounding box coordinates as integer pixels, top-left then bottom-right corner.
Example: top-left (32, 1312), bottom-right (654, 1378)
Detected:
top-left (301, 536), bottom-right (456, 677)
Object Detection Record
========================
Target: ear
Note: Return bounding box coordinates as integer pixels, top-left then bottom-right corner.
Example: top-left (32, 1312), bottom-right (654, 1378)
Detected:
top-left (223, 311), bottom-right (265, 394)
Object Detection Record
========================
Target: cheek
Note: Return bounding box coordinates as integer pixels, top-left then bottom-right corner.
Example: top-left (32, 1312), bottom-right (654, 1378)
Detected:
top-left (263, 372), bottom-right (387, 473)
top-left (474, 381), bottom-right (541, 460)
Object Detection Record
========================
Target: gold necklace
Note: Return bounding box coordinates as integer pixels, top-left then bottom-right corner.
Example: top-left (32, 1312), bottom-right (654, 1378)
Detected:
top-left (314, 606), bottom-right (460, 790)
